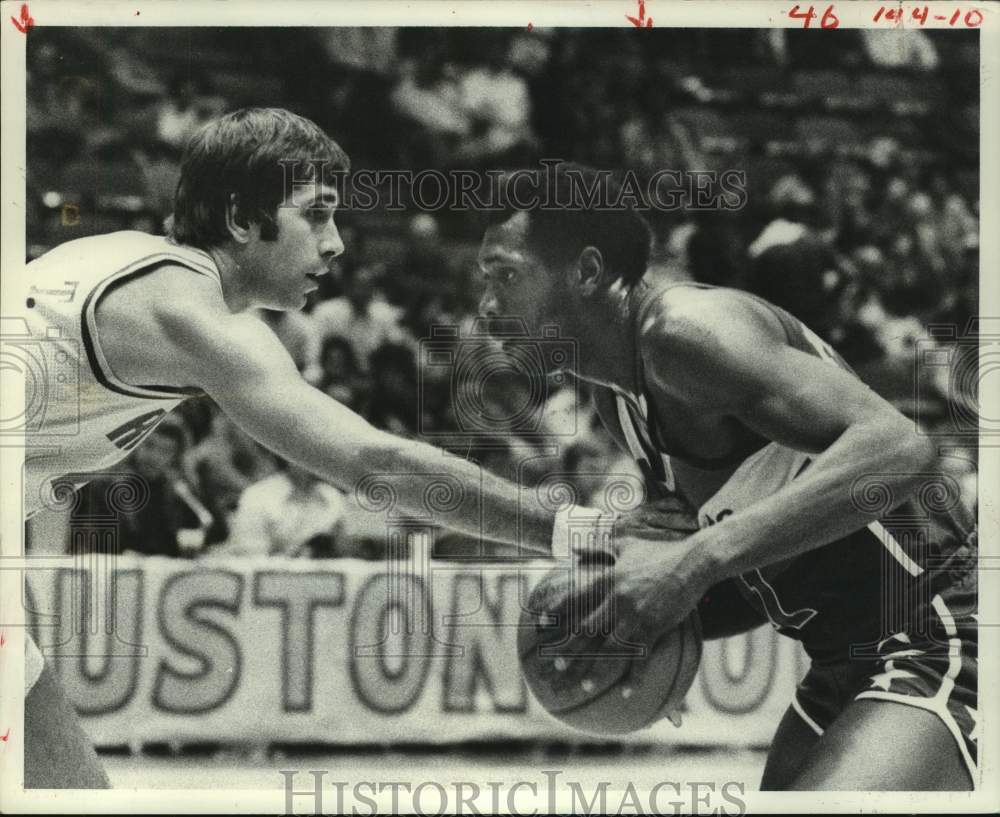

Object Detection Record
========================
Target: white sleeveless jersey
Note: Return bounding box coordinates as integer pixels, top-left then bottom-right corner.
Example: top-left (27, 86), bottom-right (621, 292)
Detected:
top-left (15, 231), bottom-right (222, 517)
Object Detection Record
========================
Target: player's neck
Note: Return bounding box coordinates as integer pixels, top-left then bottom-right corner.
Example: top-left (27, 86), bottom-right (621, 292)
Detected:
top-left (206, 245), bottom-right (255, 312)
top-left (567, 281), bottom-right (644, 395)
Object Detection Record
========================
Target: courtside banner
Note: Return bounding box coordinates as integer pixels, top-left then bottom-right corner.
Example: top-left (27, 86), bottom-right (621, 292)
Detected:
top-left (27, 556), bottom-right (808, 747)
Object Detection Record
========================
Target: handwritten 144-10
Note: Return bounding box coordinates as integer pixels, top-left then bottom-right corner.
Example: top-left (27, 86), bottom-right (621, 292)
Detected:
top-left (787, 4), bottom-right (983, 28)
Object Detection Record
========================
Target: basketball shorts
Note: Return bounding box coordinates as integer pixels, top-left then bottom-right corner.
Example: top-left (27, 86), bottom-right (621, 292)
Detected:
top-left (792, 570), bottom-right (978, 785)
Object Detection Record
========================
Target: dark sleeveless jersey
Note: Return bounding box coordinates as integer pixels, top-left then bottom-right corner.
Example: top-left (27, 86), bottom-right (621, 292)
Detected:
top-left (589, 283), bottom-right (977, 659)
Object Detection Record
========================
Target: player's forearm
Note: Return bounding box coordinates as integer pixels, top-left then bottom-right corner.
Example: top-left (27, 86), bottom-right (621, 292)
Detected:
top-left (354, 436), bottom-right (556, 555)
top-left (690, 420), bottom-right (937, 583)
top-left (216, 378), bottom-right (564, 557)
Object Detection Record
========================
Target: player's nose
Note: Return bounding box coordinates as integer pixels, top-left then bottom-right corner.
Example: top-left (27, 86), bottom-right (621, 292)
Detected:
top-left (319, 222), bottom-right (345, 258)
top-left (478, 290), bottom-right (500, 317)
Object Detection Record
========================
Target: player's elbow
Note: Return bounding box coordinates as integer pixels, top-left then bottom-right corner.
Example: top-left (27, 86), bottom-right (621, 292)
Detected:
top-left (350, 431), bottom-right (417, 482)
top-left (874, 414), bottom-right (937, 473)
top-left (901, 428), bottom-right (938, 472)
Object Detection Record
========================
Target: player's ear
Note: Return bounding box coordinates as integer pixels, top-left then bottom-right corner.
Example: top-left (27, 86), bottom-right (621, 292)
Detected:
top-left (573, 246), bottom-right (604, 296)
top-left (225, 193), bottom-right (252, 243)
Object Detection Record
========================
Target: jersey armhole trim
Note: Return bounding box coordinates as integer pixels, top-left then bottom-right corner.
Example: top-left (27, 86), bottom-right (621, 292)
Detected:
top-left (82, 253), bottom-right (213, 400)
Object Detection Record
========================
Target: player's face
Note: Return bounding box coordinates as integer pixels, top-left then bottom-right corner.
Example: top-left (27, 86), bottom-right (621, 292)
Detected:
top-left (255, 182), bottom-right (345, 309)
top-left (477, 212), bottom-right (564, 338)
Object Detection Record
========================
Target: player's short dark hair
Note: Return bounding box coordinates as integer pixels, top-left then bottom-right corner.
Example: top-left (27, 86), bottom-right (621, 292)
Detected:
top-left (168, 107), bottom-right (350, 248)
top-left (487, 163), bottom-right (652, 289)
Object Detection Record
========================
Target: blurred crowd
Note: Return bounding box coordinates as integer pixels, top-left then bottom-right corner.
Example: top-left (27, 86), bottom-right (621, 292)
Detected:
top-left (26, 26), bottom-right (979, 559)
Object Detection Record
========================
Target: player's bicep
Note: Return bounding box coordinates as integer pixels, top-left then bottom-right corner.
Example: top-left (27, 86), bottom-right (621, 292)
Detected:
top-left (647, 296), bottom-right (903, 455)
top-left (732, 345), bottom-right (892, 454)
top-left (166, 312), bottom-right (381, 486)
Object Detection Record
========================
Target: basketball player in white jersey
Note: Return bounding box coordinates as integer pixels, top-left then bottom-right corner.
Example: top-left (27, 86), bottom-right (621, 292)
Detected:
top-left (15, 111), bottom-right (668, 788)
top-left (476, 165), bottom-right (978, 790)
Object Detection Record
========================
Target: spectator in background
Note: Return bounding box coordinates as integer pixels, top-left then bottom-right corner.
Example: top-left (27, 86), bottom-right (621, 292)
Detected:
top-left (119, 417), bottom-right (214, 557)
top-left (861, 29), bottom-right (939, 71)
top-left (311, 261), bottom-right (409, 372)
top-left (366, 342), bottom-right (420, 435)
top-left (319, 334), bottom-right (370, 412)
top-left (132, 137), bottom-right (182, 220)
top-left (319, 28), bottom-right (399, 165)
top-left (746, 174), bottom-right (840, 331)
top-left (183, 409), bottom-right (277, 524)
top-left (880, 230), bottom-right (946, 319)
top-left (749, 230), bottom-right (842, 338)
top-left (823, 160), bottom-right (875, 253)
top-left (156, 73), bottom-right (226, 151)
top-left (390, 49), bottom-right (470, 168)
top-left (216, 458), bottom-right (349, 558)
top-left (387, 213), bottom-right (451, 305)
top-left (454, 37), bottom-right (536, 165)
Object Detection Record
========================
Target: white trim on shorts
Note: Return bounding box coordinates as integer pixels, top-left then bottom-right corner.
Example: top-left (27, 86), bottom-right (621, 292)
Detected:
top-left (791, 694), bottom-right (825, 736)
top-left (866, 520), bottom-right (924, 578)
top-left (854, 593), bottom-right (977, 787)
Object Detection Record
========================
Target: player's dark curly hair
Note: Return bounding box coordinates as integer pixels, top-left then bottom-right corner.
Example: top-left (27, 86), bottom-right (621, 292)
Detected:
top-left (168, 107), bottom-right (350, 248)
top-left (487, 163), bottom-right (652, 289)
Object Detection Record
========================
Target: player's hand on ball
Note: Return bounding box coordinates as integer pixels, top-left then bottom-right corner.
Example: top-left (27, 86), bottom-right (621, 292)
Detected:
top-left (613, 493), bottom-right (700, 542)
top-left (559, 536), bottom-right (710, 688)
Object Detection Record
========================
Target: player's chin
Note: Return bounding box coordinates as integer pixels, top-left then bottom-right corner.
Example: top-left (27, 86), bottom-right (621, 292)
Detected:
top-left (300, 275), bottom-right (322, 300)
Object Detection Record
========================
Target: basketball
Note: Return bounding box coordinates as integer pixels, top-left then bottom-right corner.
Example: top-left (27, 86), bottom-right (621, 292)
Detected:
top-left (518, 558), bottom-right (703, 735)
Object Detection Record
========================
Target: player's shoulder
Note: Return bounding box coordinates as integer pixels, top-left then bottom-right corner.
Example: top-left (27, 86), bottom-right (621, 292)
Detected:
top-left (97, 258), bottom-right (229, 342)
top-left (637, 283), bottom-right (785, 359)
top-left (94, 251), bottom-right (279, 388)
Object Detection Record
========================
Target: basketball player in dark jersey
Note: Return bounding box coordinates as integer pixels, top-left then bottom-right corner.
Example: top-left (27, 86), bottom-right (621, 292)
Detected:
top-left (475, 165), bottom-right (978, 790)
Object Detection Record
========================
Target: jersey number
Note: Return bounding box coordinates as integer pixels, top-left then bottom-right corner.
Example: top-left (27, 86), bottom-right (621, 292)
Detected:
top-left (107, 409), bottom-right (167, 451)
top-left (705, 508), bottom-right (818, 630)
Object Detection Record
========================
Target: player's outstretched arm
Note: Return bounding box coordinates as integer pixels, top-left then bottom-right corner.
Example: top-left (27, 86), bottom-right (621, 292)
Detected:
top-left (140, 287), bottom-right (635, 558)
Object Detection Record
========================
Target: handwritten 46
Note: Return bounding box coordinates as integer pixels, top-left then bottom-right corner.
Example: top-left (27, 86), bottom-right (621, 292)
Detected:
top-left (787, 4), bottom-right (840, 28)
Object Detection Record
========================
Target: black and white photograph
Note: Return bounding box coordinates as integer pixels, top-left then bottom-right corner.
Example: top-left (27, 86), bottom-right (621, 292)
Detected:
top-left (0, 1), bottom-right (997, 812)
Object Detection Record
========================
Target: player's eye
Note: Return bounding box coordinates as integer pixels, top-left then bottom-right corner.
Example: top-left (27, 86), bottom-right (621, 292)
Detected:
top-left (480, 267), bottom-right (517, 286)
top-left (306, 206), bottom-right (332, 223)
